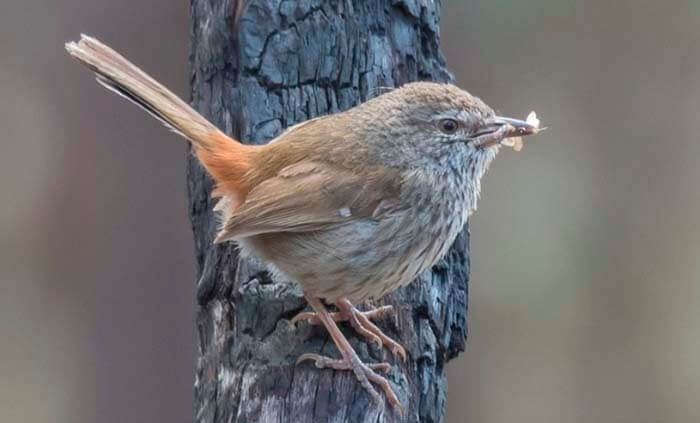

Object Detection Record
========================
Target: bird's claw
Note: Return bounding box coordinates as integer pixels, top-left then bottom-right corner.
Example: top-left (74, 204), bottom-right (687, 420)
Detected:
top-left (291, 302), bottom-right (407, 362)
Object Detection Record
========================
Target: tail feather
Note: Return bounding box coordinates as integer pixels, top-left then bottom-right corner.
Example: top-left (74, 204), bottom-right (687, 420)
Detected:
top-left (65, 34), bottom-right (255, 206)
top-left (94, 74), bottom-right (188, 139)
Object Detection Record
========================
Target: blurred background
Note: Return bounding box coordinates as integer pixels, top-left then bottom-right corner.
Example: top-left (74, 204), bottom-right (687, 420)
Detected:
top-left (1, 0), bottom-right (699, 422)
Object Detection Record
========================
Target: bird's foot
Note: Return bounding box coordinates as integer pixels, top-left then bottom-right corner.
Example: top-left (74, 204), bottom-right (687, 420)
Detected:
top-left (297, 353), bottom-right (391, 372)
top-left (291, 299), bottom-right (406, 361)
top-left (297, 296), bottom-right (404, 413)
top-left (297, 352), bottom-right (403, 413)
top-left (290, 304), bottom-right (393, 326)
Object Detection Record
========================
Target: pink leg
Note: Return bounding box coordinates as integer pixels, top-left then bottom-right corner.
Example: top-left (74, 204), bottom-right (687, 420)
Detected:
top-left (292, 298), bottom-right (407, 361)
top-left (296, 296), bottom-right (403, 413)
top-left (337, 298), bottom-right (406, 362)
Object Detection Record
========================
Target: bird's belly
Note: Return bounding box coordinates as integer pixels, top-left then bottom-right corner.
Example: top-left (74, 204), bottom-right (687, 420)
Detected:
top-left (239, 210), bottom-right (463, 303)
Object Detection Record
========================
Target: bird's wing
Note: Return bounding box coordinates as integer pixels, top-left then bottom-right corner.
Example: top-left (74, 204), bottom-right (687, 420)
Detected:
top-left (214, 161), bottom-right (403, 242)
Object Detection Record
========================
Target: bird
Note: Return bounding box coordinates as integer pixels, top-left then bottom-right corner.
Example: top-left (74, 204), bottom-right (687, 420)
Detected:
top-left (65, 34), bottom-right (541, 412)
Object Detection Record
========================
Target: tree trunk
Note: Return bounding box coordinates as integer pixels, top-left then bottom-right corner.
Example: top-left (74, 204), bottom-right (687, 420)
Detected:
top-left (188, 1), bottom-right (468, 421)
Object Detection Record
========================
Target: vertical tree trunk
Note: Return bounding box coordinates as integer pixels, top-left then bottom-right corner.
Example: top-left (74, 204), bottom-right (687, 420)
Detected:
top-left (188, 1), bottom-right (468, 421)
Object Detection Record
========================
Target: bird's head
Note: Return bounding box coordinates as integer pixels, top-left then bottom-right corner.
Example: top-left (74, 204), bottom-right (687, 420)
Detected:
top-left (356, 82), bottom-right (541, 171)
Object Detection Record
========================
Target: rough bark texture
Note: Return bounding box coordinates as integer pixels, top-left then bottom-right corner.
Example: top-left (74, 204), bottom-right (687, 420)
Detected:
top-left (188, 1), bottom-right (468, 422)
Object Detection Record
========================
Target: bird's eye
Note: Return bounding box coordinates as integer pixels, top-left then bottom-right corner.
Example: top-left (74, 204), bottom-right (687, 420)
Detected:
top-left (438, 118), bottom-right (459, 134)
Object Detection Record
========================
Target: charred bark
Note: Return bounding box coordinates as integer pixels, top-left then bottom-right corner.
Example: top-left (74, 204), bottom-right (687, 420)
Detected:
top-left (188, 1), bottom-right (467, 421)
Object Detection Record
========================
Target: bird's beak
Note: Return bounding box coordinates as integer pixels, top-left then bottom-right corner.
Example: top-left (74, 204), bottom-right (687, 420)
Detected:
top-left (472, 114), bottom-right (541, 149)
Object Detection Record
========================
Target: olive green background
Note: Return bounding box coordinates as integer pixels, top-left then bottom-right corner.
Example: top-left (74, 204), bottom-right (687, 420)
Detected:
top-left (2, 1), bottom-right (699, 422)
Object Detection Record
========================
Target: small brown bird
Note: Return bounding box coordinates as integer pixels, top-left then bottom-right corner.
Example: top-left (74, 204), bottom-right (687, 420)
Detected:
top-left (66, 35), bottom-right (541, 411)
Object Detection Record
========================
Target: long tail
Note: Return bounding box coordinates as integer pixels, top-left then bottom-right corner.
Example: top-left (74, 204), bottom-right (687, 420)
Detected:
top-left (65, 34), bottom-right (254, 204)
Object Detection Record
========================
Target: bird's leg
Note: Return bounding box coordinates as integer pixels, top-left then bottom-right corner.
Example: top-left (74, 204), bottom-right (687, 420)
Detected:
top-left (296, 296), bottom-right (403, 412)
top-left (291, 298), bottom-right (406, 361)
top-left (291, 305), bottom-right (394, 325)
top-left (336, 299), bottom-right (407, 362)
